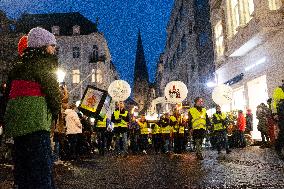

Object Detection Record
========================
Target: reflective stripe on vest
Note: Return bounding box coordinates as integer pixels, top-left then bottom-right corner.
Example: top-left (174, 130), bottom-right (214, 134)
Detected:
top-left (138, 121), bottom-right (149, 134)
top-left (189, 107), bottom-right (207, 130)
top-left (213, 113), bottom-right (226, 131)
top-left (152, 123), bottom-right (161, 134)
top-left (113, 110), bottom-right (128, 127)
top-left (97, 116), bottom-right (107, 128)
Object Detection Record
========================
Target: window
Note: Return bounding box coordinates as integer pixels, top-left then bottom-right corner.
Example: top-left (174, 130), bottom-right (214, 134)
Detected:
top-left (73, 25), bottom-right (80, 35)
top-left (92, 45), bottom-right (99, 60)
top-left (248, 0), bottom-right (254, 15)
top-left (72, 70), bottom-right (80, 84)
top-left (51, 26), bottom-right (60, 35)
top-left (269, 0), bottom-right (282, 10)
top-left (91, 69), bottom-right (103, 83)
top-left (231, 0), bottom-right (240, 34)
top-left (215, 21), bottom-right (224, 57)
top-left (72, 47), bottom-right (80, 58)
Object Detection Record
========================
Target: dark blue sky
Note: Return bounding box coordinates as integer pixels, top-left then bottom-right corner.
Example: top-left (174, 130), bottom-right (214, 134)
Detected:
top-left (0, 0), bottom-right (174, 86)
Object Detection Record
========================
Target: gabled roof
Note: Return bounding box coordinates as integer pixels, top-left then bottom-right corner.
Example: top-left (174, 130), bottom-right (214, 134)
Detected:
top-left (16, 12), bottom-right (98, 35)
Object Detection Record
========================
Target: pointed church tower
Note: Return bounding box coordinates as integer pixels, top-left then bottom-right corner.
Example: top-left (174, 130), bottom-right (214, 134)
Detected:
top-left (133, 31), bottom-right (150, 113)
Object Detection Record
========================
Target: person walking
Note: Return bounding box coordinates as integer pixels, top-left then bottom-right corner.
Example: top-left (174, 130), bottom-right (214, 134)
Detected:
top-left (212, 105), bottom-right (231, 154)
top-left (4, 27), bottom-right (61, 189)
top-left (273, 80), bottom-right (284, 159)
top-left (188, 97), bottom-right (211, 160)
top-left (111, 101), bottom-right (130, 156)
top-left (65, 103), bottom-right (82, 160)
top-left (237, 110), bottom-right (246, 148)
top-left (256, 103), bottom-right (270, 148)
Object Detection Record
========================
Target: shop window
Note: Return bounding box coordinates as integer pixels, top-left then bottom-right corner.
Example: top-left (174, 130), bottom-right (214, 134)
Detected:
top-left (268, 0), bottom-right (282, 10)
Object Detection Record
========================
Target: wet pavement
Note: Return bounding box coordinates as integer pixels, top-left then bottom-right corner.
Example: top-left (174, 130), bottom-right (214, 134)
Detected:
top-left (1, 146), bottom-right (284, 189)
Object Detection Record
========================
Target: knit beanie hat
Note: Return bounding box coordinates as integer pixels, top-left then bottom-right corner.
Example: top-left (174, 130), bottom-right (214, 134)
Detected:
top-left (27, 27), bottom-right (56, 48)
top-left (18, 35), bottom-right (28, 57)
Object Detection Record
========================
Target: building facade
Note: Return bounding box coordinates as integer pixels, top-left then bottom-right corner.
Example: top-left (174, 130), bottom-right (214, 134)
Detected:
top-left (157, 0), bottom-right (215, 113)
top-left (16, 12), bottom-right (119, 102)
top-left (210, 0), bottom-right (284, 138)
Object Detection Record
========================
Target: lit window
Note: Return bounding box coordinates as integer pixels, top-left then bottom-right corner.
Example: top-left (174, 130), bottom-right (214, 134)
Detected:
top-left (248, 0), bottom-right (254, 15)
top-left (215, 21), bottom-right (224, 57)
top-left (91, 69), bottom-right (96, 83)
top-left (268, 0), bottom-right (282, 10)
top-left (231, 0), bottom-right (240, 34)
top-left (72, 47), bottom-right (80, 58)
top-left (96, 69), bottom-right (103, 84)
top-left (72, 69), bottom-right (80, 84)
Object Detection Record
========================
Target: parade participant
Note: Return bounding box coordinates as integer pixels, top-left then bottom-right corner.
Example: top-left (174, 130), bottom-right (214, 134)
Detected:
top-left (4, 27), bottom-right (61, 188)
top-left (160, 113), bottom-right (171, 153)
top-left (170, 109), bottom-right (185, 154)
top-left (96, 113), bottom-right (108, 156)
top-left (273, 80), bottom-right (284, 159)
top-left (188, 97), bottom-right (211, 160)
top-left (111, 101), bottom-right (130, 156)
top-left (53, 82), bottom-right (69, 163)
top-left (237, 110), bottom-right (246, 148)
top-left (212, 105), bottom-right (231, 154)
top-left (137, 114), bottom-right (149, 154)
top-left (151, 121), bottom-right (162, 154)
top-left (129, 116), bottom-right (140, 154)
top-left (256, 103), bottom-right (270, 148)
top-left (65, 103), bottom-right (82, 160)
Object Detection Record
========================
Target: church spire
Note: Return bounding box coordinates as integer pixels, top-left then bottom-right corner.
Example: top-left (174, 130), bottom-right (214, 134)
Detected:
top-left (133, 30), bottom-right (150, 113)
top-left (134, 30), bottom-right (149, 83)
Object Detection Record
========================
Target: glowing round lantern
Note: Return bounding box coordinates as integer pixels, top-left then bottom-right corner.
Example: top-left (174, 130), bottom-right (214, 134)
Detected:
top-left (108, 80), bottom-right (131, 102)
top-left (212, 84), bottom-right (233, 105)
top-left (164, 81), bottom-right (188, 103)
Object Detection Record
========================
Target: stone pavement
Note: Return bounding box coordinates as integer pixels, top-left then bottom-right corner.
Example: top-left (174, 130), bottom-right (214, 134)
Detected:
top-left (1, 146), bottom-right (284, 189)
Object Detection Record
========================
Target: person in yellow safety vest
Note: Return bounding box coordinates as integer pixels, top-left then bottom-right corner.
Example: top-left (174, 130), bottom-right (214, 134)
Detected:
top-left (96, 113), bottom-right (108, 155)
top-left (188, 97), bottom-right (211, 160)
top-left (111, 101), bottom-right (129, 156)
top-left (170, 109), bottom-right (185, 154)
top-left (212, 105), bottom-right (231, 154)
top-left (273, 80), bottom-right (284, 159)
top-left (137, 115), bottom-right (149, 154)
top-left (151, 122), bottom-right (162, 154)
top-left (159, 113), bottom-right (172, 153)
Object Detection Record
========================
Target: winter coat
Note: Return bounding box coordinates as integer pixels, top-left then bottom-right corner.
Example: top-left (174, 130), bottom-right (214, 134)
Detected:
top-left (245, 113), bottom-right (253, 132)
top-left (4, 48), bottom-right (61, 137)
top-left (65, 109), bottom-right (82, 135)
top-left (256, 104), bottom-right (269, 133)
top-left (237, 113), bottom-right (246, 132)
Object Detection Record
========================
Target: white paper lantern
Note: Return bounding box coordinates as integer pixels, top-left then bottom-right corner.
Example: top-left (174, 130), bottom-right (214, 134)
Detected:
top-left (212, 84), bottom-right (233, 105)
top-left (164, 81), bottom-right (188, 103)
top-left (108, 80), bottom-right (131, 102)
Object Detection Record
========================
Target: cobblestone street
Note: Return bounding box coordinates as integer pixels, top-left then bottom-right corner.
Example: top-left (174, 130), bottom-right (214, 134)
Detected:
top-left (2, 146), bottom-right (284, 189)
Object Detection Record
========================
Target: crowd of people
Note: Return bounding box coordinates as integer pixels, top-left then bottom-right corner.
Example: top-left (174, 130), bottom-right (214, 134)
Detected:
top-left (0, 26), bottom-right (283, 189)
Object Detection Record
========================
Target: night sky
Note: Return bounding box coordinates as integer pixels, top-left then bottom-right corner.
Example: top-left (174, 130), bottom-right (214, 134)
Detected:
top-left (0, 0), bottom-right (174, 86)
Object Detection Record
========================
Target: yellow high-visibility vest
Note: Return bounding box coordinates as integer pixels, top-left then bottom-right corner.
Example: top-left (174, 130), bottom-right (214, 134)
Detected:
top-left (189, 107), bottom-right (207, 130)
top-left (138, 121), bottom-right (149, 135)
top-left (213, 113), bottom-right (226, 131)
top-left (97, 116), bottom-right (107, 128)
top-left (113, 110), bottom-right (128, 128)
top-left (152, 123), bottom-right (161, 134)
top-left (273, 87), bottom-right (284, 113)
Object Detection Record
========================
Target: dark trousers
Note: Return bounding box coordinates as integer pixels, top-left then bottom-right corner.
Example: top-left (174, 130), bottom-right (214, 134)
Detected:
top-left (173, 133), bottom-right (184, 154)
top-left (129, 134), bottom-right (139, 153)
top-left (97, 130), bottom-right (106, 155)
top-left (14, 131), bottom-right (55, 189)
top-left (139, 134), bottom-right (148, 152)
top-left (215, 130), bottom-right (229, 152)
top-left (275, 120), bottom-right (284, 154)
top-left (237, 131), bottom-right (246, 148)
top-left (192, 129), bottom-right (206, 155)
top-left (153, 134), bottom-right (162, 153)
top-left (67, 134), bottom-right (79, 159)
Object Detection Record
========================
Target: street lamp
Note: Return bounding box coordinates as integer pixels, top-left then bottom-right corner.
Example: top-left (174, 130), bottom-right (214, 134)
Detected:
top-left (56, 69), bottom-right (66, 83)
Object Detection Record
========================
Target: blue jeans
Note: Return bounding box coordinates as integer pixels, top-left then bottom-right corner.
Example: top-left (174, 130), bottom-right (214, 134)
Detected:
top-left (14, 131), bottom-right (55, 189)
